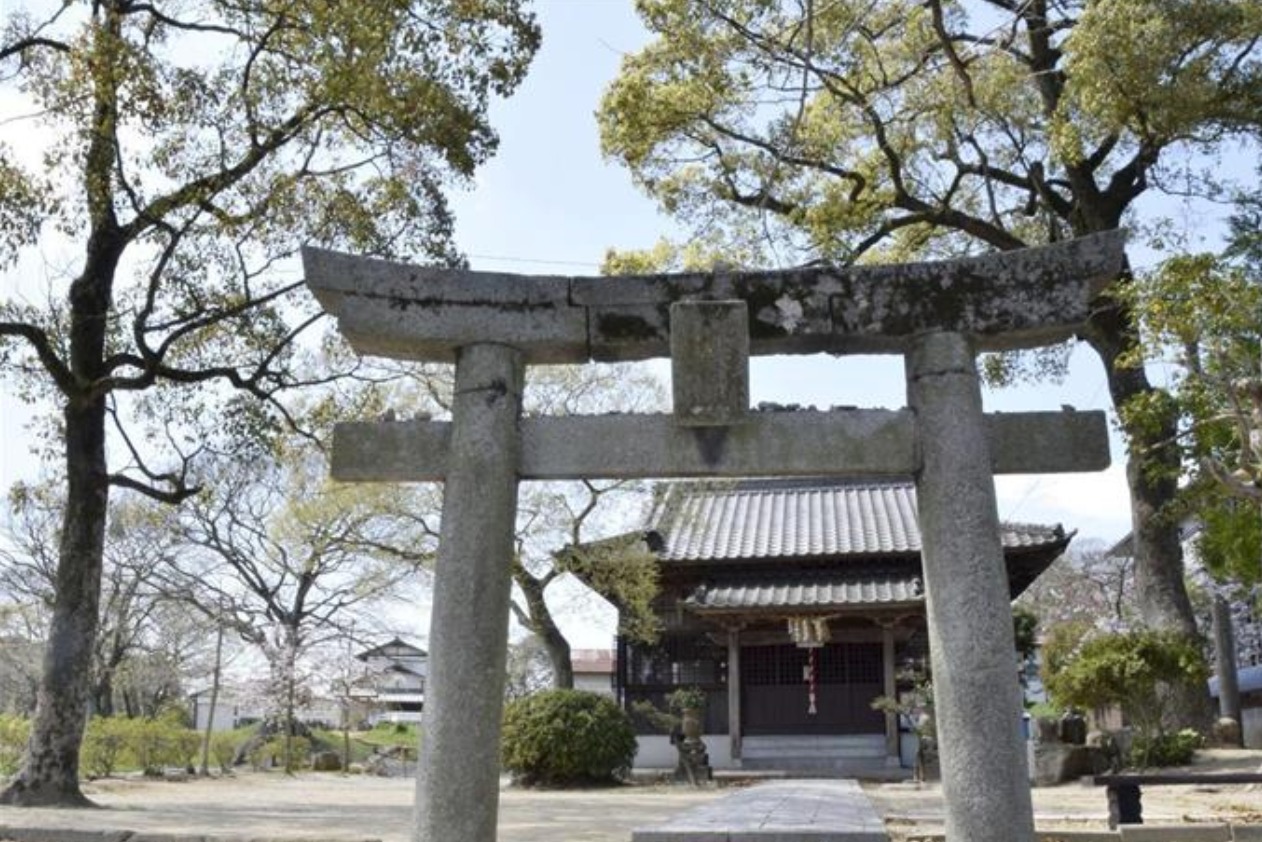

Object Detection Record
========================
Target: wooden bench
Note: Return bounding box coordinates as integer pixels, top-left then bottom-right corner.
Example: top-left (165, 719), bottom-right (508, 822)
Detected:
top-left (1093, 772), bottom-right (1262, 828)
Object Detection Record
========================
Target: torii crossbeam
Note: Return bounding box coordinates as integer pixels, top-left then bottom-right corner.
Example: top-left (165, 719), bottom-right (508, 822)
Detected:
top-left (304, 230), bottom-right (1125, 842)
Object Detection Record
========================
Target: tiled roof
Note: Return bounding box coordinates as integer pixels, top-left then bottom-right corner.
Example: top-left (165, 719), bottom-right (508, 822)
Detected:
top-left (649, 477), bottom-right (1066, 562)
top-left (687, 571), bottom-right (923, 612)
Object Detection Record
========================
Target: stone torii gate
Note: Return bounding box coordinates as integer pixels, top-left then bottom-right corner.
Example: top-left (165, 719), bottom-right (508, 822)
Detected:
top-left (303, 230), bottom-right (1125, 842)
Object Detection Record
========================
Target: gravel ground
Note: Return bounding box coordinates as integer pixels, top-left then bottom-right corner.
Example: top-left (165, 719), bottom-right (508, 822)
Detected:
top-left (0, 750), bottom-right (1257, 841)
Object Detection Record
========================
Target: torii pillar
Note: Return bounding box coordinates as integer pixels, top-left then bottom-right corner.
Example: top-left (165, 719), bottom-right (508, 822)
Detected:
top-left (304, 231), bottom-right (1126, 842)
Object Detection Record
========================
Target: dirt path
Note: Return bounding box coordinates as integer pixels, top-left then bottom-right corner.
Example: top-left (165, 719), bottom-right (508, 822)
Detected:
top-left (1, 750), bottom-right (1258, 842)
top-left (0, 773), bottom-right (724, 842)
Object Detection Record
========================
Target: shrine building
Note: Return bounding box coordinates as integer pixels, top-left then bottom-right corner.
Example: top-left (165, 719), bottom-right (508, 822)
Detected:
top-left (588, 475), bottom-right (1072, 774)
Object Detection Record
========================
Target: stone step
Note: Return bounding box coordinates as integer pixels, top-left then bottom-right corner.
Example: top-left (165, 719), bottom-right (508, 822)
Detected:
top-left (738, 757), bottom-right (900, 778)
top-left (742, 735), bottom-right (887, 761)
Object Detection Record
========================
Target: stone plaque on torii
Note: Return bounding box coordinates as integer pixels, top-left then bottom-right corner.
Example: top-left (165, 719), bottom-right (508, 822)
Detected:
top-left (304, 230), bottom-right (1124, 842)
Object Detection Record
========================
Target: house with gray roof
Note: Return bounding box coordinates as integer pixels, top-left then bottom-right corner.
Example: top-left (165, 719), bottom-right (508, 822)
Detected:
top-left (581, 476), bottom-right (1071, 774)
top-left (351, 638), bottom-right (427, 725)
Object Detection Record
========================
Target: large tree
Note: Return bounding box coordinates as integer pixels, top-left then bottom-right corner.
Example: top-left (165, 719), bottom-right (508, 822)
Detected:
top-left (599, 0), bottom-right (1262, 723)
top-left (0, 0), bottom-right (537, 805)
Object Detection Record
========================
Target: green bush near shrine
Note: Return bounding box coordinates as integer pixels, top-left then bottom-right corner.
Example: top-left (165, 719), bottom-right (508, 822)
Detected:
top-left (501, 689), bottom-right (636, 787)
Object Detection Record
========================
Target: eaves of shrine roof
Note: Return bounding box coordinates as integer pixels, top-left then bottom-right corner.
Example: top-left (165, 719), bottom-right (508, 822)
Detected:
top-left (648, 477), bottom-right (1069, 563)
top-left (685, 571), bottom-right (924, 614)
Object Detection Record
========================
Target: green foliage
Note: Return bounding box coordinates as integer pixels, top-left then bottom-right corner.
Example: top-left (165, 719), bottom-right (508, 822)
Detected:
top-left (666, 686), bottom-right (707, 712)
top-left (0, 715), bottom-right (30, 777)
top-left (1012, 606), bottom-right (1040, 662)
top-left (628, 700), bottom-right (678, 735)
top-left (601, 0), bottom-right (1262, 266)
top-left (247, 740), bottom-right (272, 772)
top-left (1043, 629), bottom-right (1209, 738)
top-left (501, 689), bottom-right (637, 787)
top-left (557, 536), bottom-right (662, 644)
top-left (78, 716), bottom-right (206, 776)
top-left (80, 717), bottom-right (129, 778)
top-left (1194, 494), bottom-right (1262, 586)
top-left (1025, 701), bottom-right (1063, 719)
top-left (1130, 728), bottom-right (1204, 769)
top-left (126, 717), bottom-right (188, 774)
top-left (357, 723), bottom-right (419, 748)
top-left (269, 736), bottom-right (311, 773)
top-left (210, 733), bottom-right (238, 774)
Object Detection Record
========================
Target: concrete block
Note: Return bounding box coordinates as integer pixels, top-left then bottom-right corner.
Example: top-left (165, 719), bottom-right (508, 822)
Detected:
top-left (1230, 826), bottom-right (1262, 840)
top-left (1037, 831), bottom-right (1120, 841)
top-left (1119, 825), bottom-right (1231, 841)
top-left (670, 300), bottom-right (749, 426)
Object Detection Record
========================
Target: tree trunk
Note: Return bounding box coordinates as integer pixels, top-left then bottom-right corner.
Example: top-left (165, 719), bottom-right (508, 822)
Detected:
top-left (0, 396), bottom-right (110, 807)
top-left (1086, 293), bottom-right (1214, 730)
top-left (1211, 595), bottom-right (1242, 742)
top-left (200, 621), bottom-right (225, 775)
top-left (91, 669), bottom-right (114, 719)
top-left (512, 566), bottom-right (573, 689)
top-left (283, 631), bottom-right (298, 774)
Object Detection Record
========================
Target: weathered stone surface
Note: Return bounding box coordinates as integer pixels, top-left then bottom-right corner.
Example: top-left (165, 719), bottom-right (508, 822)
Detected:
top-left (1118, 825), bottom-right (1231, 841)
top-left (670, 301), bottom-right (750, 426)
top-left (987, 409), bottom-right (1110, 474)
top-left (413, 344), bottom-right (523, 842)
top-left (914, 834), bottom-right (1124, 842)
top-left (907, 331), bottom-right (1036, 842)
top-left (331, 409), bottom-right (1107, 482)
top-left (304, 231), bottom-right (1126, 363)
top-left (0, 830), bottom-right (133, 842)
top-left (303, 248), bottom-right (587, 363)
top-left (1031, 743), bottom-right (1107, 787)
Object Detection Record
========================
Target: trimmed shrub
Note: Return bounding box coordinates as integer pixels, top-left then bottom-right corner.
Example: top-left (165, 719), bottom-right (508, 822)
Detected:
top-left (0, 715), bottom-right (30, 777)
top-left (1130, 728), bottom-right (1203, 768)
top-left (501, 689), bottom-right (636, 787)
top-left (170, 728), bottom-right (202, 771)
top-left (81, 717), bottom-right (129, 778)
top-left (128, 718), bottom-right (175, 774)
top-left (210, 732), bottom-right (238, 773)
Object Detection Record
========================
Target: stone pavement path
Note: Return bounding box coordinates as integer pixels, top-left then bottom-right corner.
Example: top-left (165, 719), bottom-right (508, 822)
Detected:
top-left (632, 779), bottom-right (886, 841)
